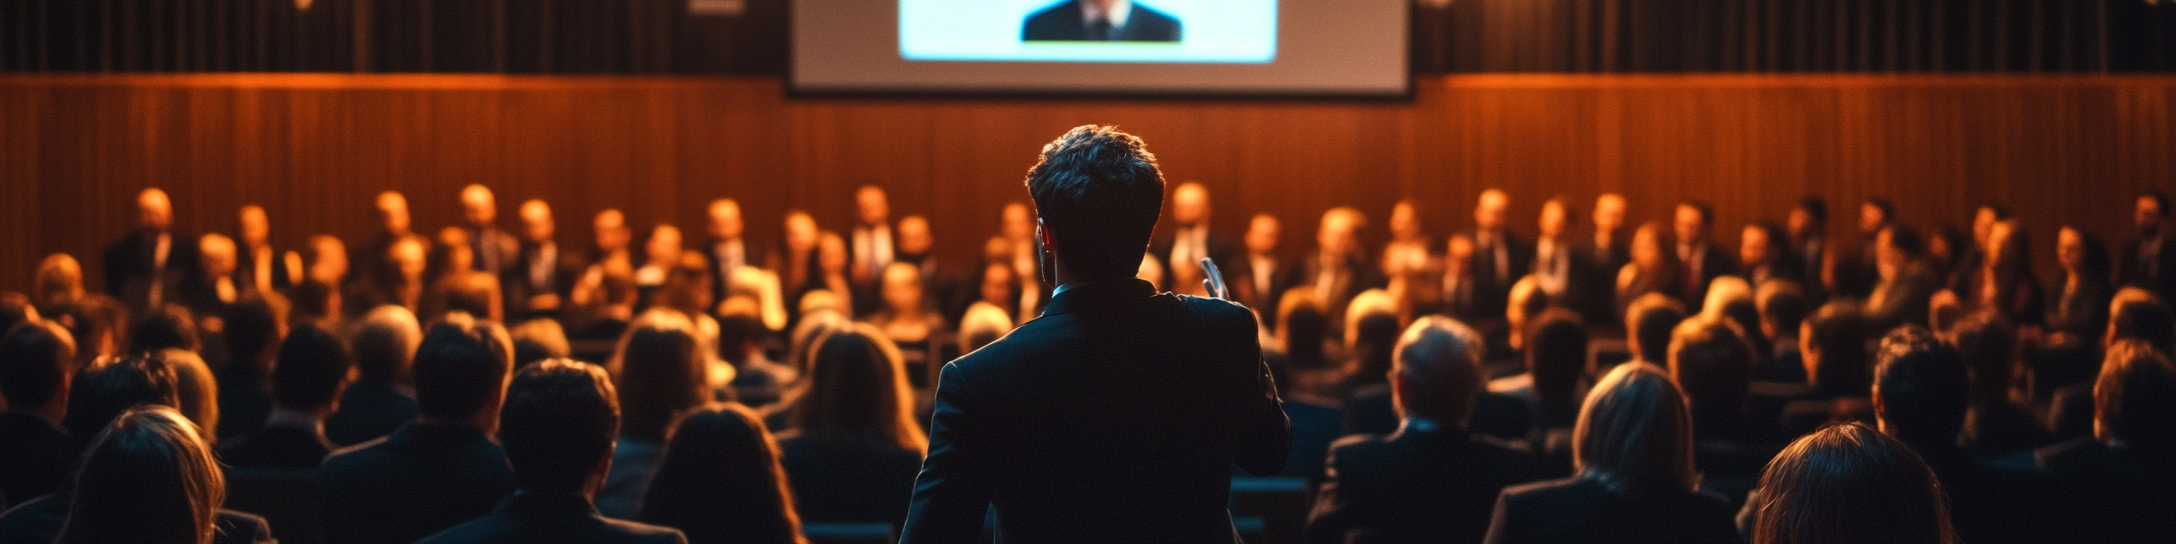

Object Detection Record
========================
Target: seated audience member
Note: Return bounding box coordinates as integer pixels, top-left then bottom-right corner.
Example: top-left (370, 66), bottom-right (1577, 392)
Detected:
top-left (1668, 317), bottom-right (1771, 505)
top-left (1232, 213), bottom-right (1296, 319)
top-left (1440, 233), bottom-right (1480, 321)
top-left (215, 294), bottom-right (286, 442)
top-left (720, 298), bottom-right (794, 407)
top-left (778, 324), bottom-right (927, 528)
top-left (971, 261), bottom-right (1022, 327)
top-left (1973, 220), bottom-right (2046, 326)
top-left (0, 351), bottom-right (181, 543)
top-left (181, 233), bottom-right (243, 324)
top-left (59, 406), bottom-right (273, 544)
top-left (1494, 309), bottom-right (1587, 475)
top-left (1485, 363), bottom-right (1738, 544)
top-left (505, 199), bottom-right (585, 320)
top-left (1622, 293), bottom-right (1686, 366)
top-left (1752, 281), bottom-right (1810, 383)
top-left (598, 310), bottom-right (716, 519)
top-left (1744, 422), bottom-right (1956, 544)
top-left (1615, 222), bottom-right (1682, 315)
top-left (57, 295), bottom-right (127, 370)
top-left (128, 304), bottom-right (201, 355)
top-left (0, 292), bottom-right (34, 336)
top-left (2048, 289), bottom-right (2172, 438)
top-left (357, 234), bottom-right (430, 315)
top-left (421, 359), bottom-right (685, 544)
top-left (432, 262), bottom-right (507, 325)
top-left (318, 313), bottom-right (518, 543)
top-left (1273, 288), bottom-right (1336, 376)
top-left (1703, 276), bottom-right (1768, 357)
top-left (1779, 302), bottom-right (1876, 436)
top-left (326, 305), bottom-right (422, 446)
top-left (639, 404), bottom-right (806, 544)
top-left (1306, 317), bottom-right (1536, 544)
top-left (955, 302), bottom-right (1013, 355)
top-left (162, 349), bottom-right (222, 446)
top-left (295, 235), bottom-right (350, 325)
top-left (1738, 221), bottom-right (1797, 288)
top-left (816, 232), bottom-right (855, 317)
top-left (2034, 340), bottom-right (2176, 543)
top-left (0, 321), bottom-right (77, 508)
top-left (1945, 311), bottom-right (2054, 458)
top-left (1341, 290), bottom-right (1400, 383)
top-left (221, 325), bottom-right (350, 467)
top-left (871, 262), bottom-right (947, 346)
top-left (1304, 207), bottom-right (1382, 326)
top-left (2044, 226), bottom-right (2114, 345)
top-left (33, 253), bottom-right (86, 319)
top-left (1875, 325), bottom-right (2052, 544)
top-left (1865, 225), bottom-right (1940, 332)
top-left (509, 317), bottom-right (571, 369)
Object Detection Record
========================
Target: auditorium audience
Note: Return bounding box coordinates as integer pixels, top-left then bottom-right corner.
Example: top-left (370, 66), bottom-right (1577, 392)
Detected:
top-left (1875, 324), bottom-right (2051, 544)
top-left (1465, 190), bottom-right (1531, 332)
top-left (0, 321), bottom-right (77, 509)
top-left (1743, 422), bottom-right (1955, 544)
top-left (1616, 222), bottom-right (1682, 315)
top-left (32, 253), bottom-right (85, 319)
top-left (1668, 317), bottom-right (1772, 505)
top-left (1969, 220), bottom-right (2046, 327)
top-left (1502, 309), bottom-right (1589, 470)
top-left (634, 224), bottom-right (683, 308)
top-left (599, 310), bottom-right (716, 519)
top-left (129, 303), bottom-right (203, 355)
top-left (182, 233), bottom-right (242, 324)
top-left (570, 208), bottom-right (639, 334)
top-left (462, 184), bottom-right (520, 277)
top-left (1622, 293), bottom-right (1685, 367)
top-left (318, 312), bottom-right (517, 543)
top-left (510, 317), bottom-right (572, 369)
top-left (769, 211), bottom-right (823, 316)
top-left (1303, 207), bottom-right (1379, 324)
top-left (1485, 362), bottom-right (1738, 544)
top-left (1865, 224), bottom-right (1939, 332)
top-left (164, 349), bottom-right (223, 447)
top-left (870, 262), bottom-right (947, 348)
top-left (294, 235), bottom-right (350, 326)
top-left (235, 205), bottom-right (298, 298)
top-left (420, 359), bottom-right (686, 544)
top-left (222, 324), bottom-right (350, 467)
top-left (1752, 281), bottom-right (1809, 383)
top-left (0, 350), bottom-right (182, 543)
top-left (326, 305), bottom-right (423, 446)
top-left (104, 187), bottom-right (198, 314)
top-left (638, 404), bottom-right (806, 544)
top-left (703, 199), bottom-right (755, 310)
top-left (1781, 301), bottom-right (1876, 435)
top-left (2044, 225), bottom-right (2114, 345)
top-left (1674, 201), bottom-right (1732, 308)
top-left (1785, 197), bottom-right (1829, 302)
top-left (1577, 194), bottom-right (1631, 324)
top-left (1307, 317), bottom-right (1535, 544)
top-left (507, 199), bottom-right (584, 320)
top-left (895, 215), bottom-right (970, 327)
top-left (1232, 213), bottom-right (1297, 319)
top-left (60, 406), bottom-right (274, 544)
top-left (1379, 200), bottom-right (1432, 282)
top-left (1440, 233), bottom-right (1480, 321)
top-left (352, 191), bottom-right (414, 299)
top-left (817, 232), bottom-right (855, 317)
top-left (778, 324), bottom-right (927, 528)
top-left (1946, 312), bottom-right (2055, 459)
top-left (1839, 197), bottom-right (1896, 299)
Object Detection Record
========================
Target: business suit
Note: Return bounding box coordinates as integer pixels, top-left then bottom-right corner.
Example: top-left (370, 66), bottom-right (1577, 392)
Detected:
top-left (1228, 253), bottom-right (1297, 318)
top-left (324, 380), bottom-right (419, 447)
top-left (0, 492), bottom-right (276, 544)
top-left (1865, 260), bottom-right (1939, 331)
top-left (471, 226), bottom-right (522, 277)
top-left (1022, 0), bottom-right (1182, 42)
top-left (1574, 238), bottom-right (1630, 327)
top-left (419, 491), bottom-right (686, 544)
top-left (220, 424), bottom-right (336, 468)
top-left (902, 279), bottom-right (1290, 543)
top-left (1299, 254), bottom-right (1384, 321)
top-left (318, 422), bottom-right (517, 543)
top-left (102, 228), bottom-right (198, 313)
top-left (1483, 477), bottom-right (1738, 544)
top-left (2046, 275), bottom-right (2113, 340)
top-left (2035, 437), bottom-right (2176, 542)
top-left (1467, 230), bottom-right (1535, 323)
top-left (1676, 242), bottom-right (1733, 309)
top-left (0, 414), bottom-right (72, 509)
top-left (2117, 234), bottom-right (2176, 303)
top-left (781, 435), bottom-right (923, 526)
top-left (504, 240), bottom-right (587, 319)
top-left (1306, 423), bottom-right (1536, 544)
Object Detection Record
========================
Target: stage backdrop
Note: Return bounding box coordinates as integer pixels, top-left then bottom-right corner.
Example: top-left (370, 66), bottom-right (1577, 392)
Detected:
top-left (2, 74), bottom-right (2171, 296)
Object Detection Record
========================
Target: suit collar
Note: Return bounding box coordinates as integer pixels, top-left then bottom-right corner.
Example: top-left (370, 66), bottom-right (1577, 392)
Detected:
top-left (1041, 278), bottom-right (1157, 318)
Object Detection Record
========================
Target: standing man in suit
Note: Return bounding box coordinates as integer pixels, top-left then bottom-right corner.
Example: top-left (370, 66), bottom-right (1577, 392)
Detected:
top-left (1788, 197), bottom-right (1830, 303)
top-left (104, 187), bottom-right (198, 314)
top-left (1022, 0), bottom-right (1181, 42)
top-left (1151, 182), bottom-right (1236, 297)
top-left (462, 184), bottom-right (520, 279)
top-left (1467, 189), bottom-right (1532, 326)
top-left (506, 200), bottom-right (585, 320)
top-left (903, 125), bottom-right (1290, 543)
top-left (1231, 214), bottom-right (1296, 316)
top-left (2119, 192), bottom-right (2176, 303)
top-left (850, 185), bottom-right (895, 317)
top-left (1673, 201), bottom-right (1732, 308)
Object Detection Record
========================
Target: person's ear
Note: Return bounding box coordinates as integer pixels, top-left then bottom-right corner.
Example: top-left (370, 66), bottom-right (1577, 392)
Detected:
top-left (1037, 219), bottom-right (1057, 252)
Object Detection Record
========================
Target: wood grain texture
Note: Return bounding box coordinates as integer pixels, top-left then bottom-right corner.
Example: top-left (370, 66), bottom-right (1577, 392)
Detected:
top-left (1, 73), bottom-right (2170, 295)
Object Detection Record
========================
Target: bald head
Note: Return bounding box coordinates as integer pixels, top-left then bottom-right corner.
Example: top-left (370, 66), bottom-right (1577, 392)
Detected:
top-left (375, 191), bottom-right (412, 237)
top-left (137, 188), bottom-right (173, 231)
top-left (460, 184), bottom-right (497, 227)
top-left (1172, 182), bottom-right (1210, 228)
top-left (518, 199), bottom-right (554, 243)
top-left (1475, 189), bottom-right (1509, 232)
top-left (708, 199), bottom-right (744, 241)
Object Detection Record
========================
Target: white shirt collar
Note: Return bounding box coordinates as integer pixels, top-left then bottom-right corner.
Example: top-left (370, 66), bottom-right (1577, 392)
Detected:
top-left (1082, 0), bottom-right (1133, 27)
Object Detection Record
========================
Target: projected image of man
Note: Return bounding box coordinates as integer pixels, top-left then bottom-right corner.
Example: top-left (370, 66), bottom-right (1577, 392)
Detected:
top-left (1023, 0), bottom-right (1181, 42)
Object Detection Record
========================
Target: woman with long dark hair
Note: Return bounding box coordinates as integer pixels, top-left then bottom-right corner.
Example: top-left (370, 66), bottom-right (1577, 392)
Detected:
top-left (59, 406), bottom-right (271, 544)
top-left (777, 324), bottom-right (927, 527)
top-left (596, 309), bottom-right (715, 519)
top-left (639, 403), bottom-right (807, 544)
top-left (1745, 422), bottom-right (1956, 544)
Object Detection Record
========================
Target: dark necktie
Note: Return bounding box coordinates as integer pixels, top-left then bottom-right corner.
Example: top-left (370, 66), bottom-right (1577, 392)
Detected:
top-left (1088, 18), bottom-right (1114, 40)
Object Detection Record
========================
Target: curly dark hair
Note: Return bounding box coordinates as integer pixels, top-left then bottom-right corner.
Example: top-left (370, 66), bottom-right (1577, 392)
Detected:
top-left (1023, 125), bottom-right (1166, 280)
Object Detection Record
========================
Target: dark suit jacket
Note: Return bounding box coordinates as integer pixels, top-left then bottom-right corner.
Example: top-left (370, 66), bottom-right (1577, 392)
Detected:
top-left (1298, 254), bottom-right (1384, 320)
top-left (215, 367), bottom-right (274, 442)
top-left (779, 435), bottom-right (922, 526)
top-left (504, 241), bottom-right (587, 319)
top-left (1228, 254), bottom-right (1298, 319)
top-left (419, 491), bottom-right (686, 544)
top-left (471, 226), bottom-right (523, 276)
top-left (1022, 0), bottom-right (1182, 42)
top-left (1677, 242), bottom-right (1735, 309)
top-left (102, 229), bottom-right (199, 312)
top-left (318, 422), bottom-right (517, 543)
top-left (0, 414), bottom-right (72, 510)
top-left (2045, 276), bottom-right (2113, 340)
top-left (221, 424), bottom-right (336, 468)
top-left (1483, 477), bottom-right (1738, 544)
top-left (1306, 425), bottom-right (1536, 544)
top-left (1468, 230), bottom-right (1535, 323)
top-left (1151, 228), bottom-right (1239, 288)
top-left (2035, 438), bottom-right (2176, 543)
top-left (324, 380), bottom-right (419, 447)
top-left (901, 279), bottom-right (1290, 544)
top-left (0, 492), bottom-right (275, 544)
top-left (2117, 235), bottom-right (2176, 302)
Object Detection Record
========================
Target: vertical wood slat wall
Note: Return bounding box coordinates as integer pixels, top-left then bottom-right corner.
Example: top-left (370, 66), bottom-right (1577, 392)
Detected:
top-left (2, 73), bottom-right (2170, 295)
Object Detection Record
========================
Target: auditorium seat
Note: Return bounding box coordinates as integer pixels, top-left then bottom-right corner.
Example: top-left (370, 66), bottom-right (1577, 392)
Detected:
top-left (223, 466), bottom-right (324, 544)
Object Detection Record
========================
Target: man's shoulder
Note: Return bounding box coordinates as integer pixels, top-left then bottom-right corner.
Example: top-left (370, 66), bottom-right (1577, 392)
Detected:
top-left (596, 516), bottom-right (690, 544)
top-left (320, 435), bottom-right (393, 471)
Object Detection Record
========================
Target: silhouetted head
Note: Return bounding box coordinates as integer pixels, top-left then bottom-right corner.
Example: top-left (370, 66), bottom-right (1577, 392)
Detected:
top-left (1574, 362), bottom-right (1695, 496)
top-left (500, 359), bottom-right (619, 495)
top-left (1750, 422), bottom-right (1955, 544)
top-left (1024, 125), bottom-right (1167, 281)
top-left (59, 406), bottom-right (223, 544)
